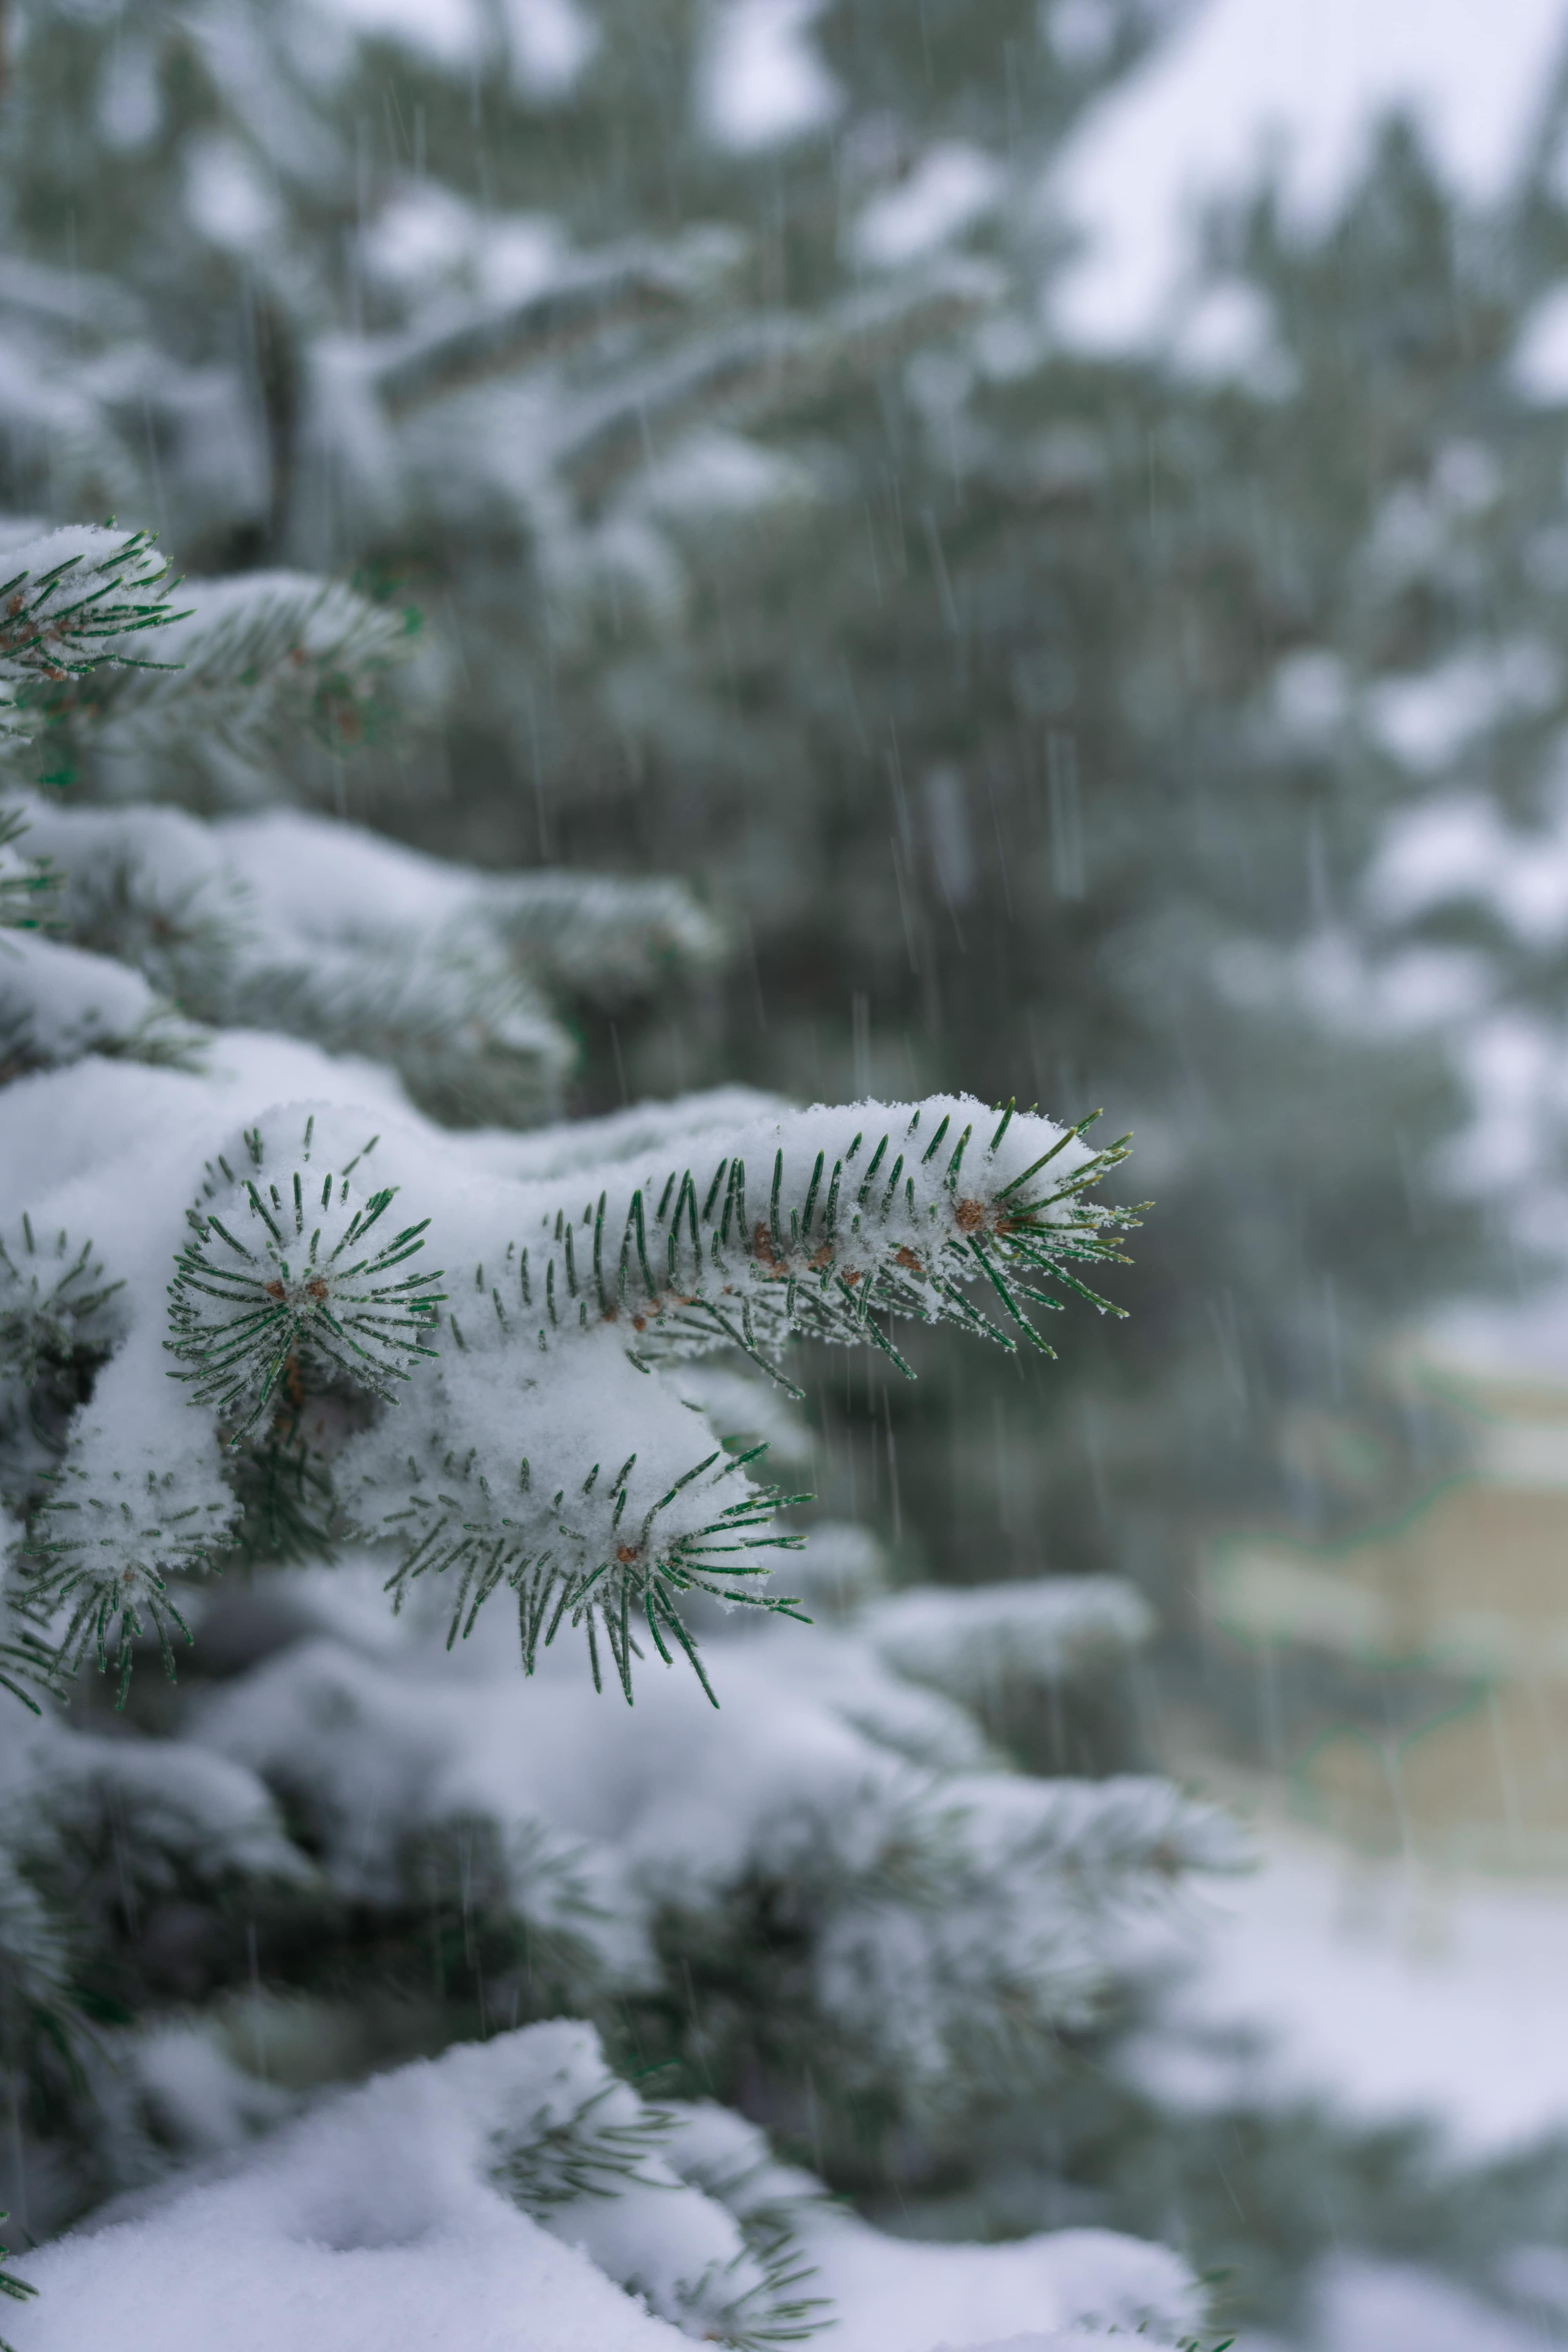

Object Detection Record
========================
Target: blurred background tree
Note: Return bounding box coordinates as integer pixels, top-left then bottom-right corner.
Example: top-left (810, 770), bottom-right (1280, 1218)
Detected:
top-left (7, 0), bottom-right (1550, 1701)
top-left (11, 1), bottom-right (1568, 2338)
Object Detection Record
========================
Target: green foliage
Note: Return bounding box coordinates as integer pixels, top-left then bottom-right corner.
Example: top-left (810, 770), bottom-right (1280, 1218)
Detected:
top-left (167, 1121), bottom-right (444, 1438)
top-left (485, 2069), bottom-right (828, 2350)
top-left (24, 1459), bottom-right (228, 1696)
top-left (0, 526), bottom-right (180, 743)
top-left (436, 1106), bottom-right (1133, 1400)
top-left (218, 1425), bottom-right (338, 1568)
top-left (0, 2211), bottom-right (38, 2350)
top-left (0, 1621), bottom-right (56, 1714)
top-left (492, 2069), bottom-right (677, 2210)
top-left (36, 575), bottom-right (418, 768)
top-left (0, 1218), bottom-right (124, 1425)
top-left (0, 804), bottom-right (53, 930)
top-left (365, 1101), bottom-right (1134, 1700)
top-left (381, 1432), bottom-right (809, 1707)
top-left (0, 1216), bottom-right (130, 1704)
top-left (6, 4), bottom-right (1555, 2341)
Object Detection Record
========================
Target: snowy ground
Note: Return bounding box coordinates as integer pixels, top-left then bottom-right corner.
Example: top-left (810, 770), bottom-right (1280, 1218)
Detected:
top-left (1138, 1808), bottom-right (1568, 2349)
top-left (1242, 2259), bottom-right (1568, 2352)
top-left (1147, 1817), bottom-right (1568, 2158)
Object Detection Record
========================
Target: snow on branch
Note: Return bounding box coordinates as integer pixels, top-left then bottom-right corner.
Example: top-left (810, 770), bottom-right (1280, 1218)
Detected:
top-left (0, 526), bottom-right (183, 748)
top-left (555, 263), bottom-right (1000, 500)
top-left (196, 1600), bottom-right (1247, 2138)
top-left (274, 1094), bottom-right (1135, 1700)
top-left (866, 1575), bottom-right (1156, 1710)
top-left (371, 241), bottom-right (706, 417)
top-left (0, 1218), bottom-right (126, 1440)
top-left (483, 1092), bottom-right (1138, 1388)
top-left (480, 2027), bottom-right (828, 2348)
top-left (0, 1527), bottom-right (61, 1716)
top-left (167, 1117), bottom-right (445, 1437)
top-left (9, 797), bottom-right (719, 1129)
top-left (0, 933), bottom-right (204, 1086)
top-left (5, 1085), bottom-right (1137, 1708)
top-left (21, 569), bottom-right (417, 760)
top-left (216, 809), bottom-right (724, 1021)
top-left (234, 936), bottom-right (572, 1132)
top-left (5, 2021), bottom-right (840, 2352)
top-left (0, 804), bottom-right (56, 933)
top-left (0, 528), bottom-right (418, 804)
top-left (23, 1419), bottom-right (237, 1700)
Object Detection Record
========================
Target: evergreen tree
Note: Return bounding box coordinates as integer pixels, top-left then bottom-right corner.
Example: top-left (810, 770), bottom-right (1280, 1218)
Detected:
top-left (0, 508), bottom-right (1245, 2352)
top-left (7, 1), bottom-right (1568, 2343)
top-left (0, 0), bottom-right (1492, 1640)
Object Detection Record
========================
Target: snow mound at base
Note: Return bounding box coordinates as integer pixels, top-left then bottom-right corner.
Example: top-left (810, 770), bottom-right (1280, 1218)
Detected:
top-left (9, 2023), bottom-right (1198, 2352)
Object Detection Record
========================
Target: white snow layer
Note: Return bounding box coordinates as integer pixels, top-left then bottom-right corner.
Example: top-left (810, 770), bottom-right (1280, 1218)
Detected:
top-left (0, 931), bottom-right (163, 1066)
top-left (1, 995), bottom-right (1129, 1685)
top-left (866, 1575), bottom-right (1154, 1709)
top-left (188, 1578), bottom-right (1239, 2081)
top-left (7, 2022), bottom-right (1199, 2352)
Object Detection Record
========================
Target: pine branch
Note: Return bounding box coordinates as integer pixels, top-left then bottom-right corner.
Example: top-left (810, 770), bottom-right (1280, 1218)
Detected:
top-left (0, 2210), bottom-right (38, 2348)
top-left (220, 1417), bottom-right (340, 1567)
top-left (0, 933), bottom-right (206, 1085)
top-left (784, 1771), bottom-right (1249, 2107)
top-left (485, 2038), bottom-right (829, 2349)
top-left (0, 1214), bottom-right (126, 1406)
top-left (15, 1095), bottom-right (1134, 1710)
top-left (167, 1118), bottom-right (444, 1440)
top-left (10, 799), bottom-right (592, 1127)
top-left (228, 944), bottom-right (572, 1131)
top-left (0, 1609), bottom-right (62, 1715)
top-left (491, 2072), bottom-right (677, 2212)
top-left (661, 2118), bottom-right (831, 2352)
top-left (372, 1405), bottom-right (809, 1706)
top-left (0, 524), bottom-right (183, 746)
top-left (372, 241), bottom-right (705, 417)
top-left (489, 1097), bottom-right (1136, 1381)
top-left (348, 1096), bottom-right (1133, 1702)
top-left (668, 2214), bottom-right (828, 2352)
top-left (22, 1463), bottom-right (220, 1703)
top-left (550, 314), bottom-right (817, 494)
top-left (0, 803), bottom-right (56, 931)
top-left (473, 869), bottom-right (726, 1007)
top-left (25, 570), bottom-right (416, 757)
top-left (867, 1575), bottom-right (1156, 1706)
top-left (13, 794), bottom-right (246, 1010)
top-left (557, 264), bottom-right (998, 501)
